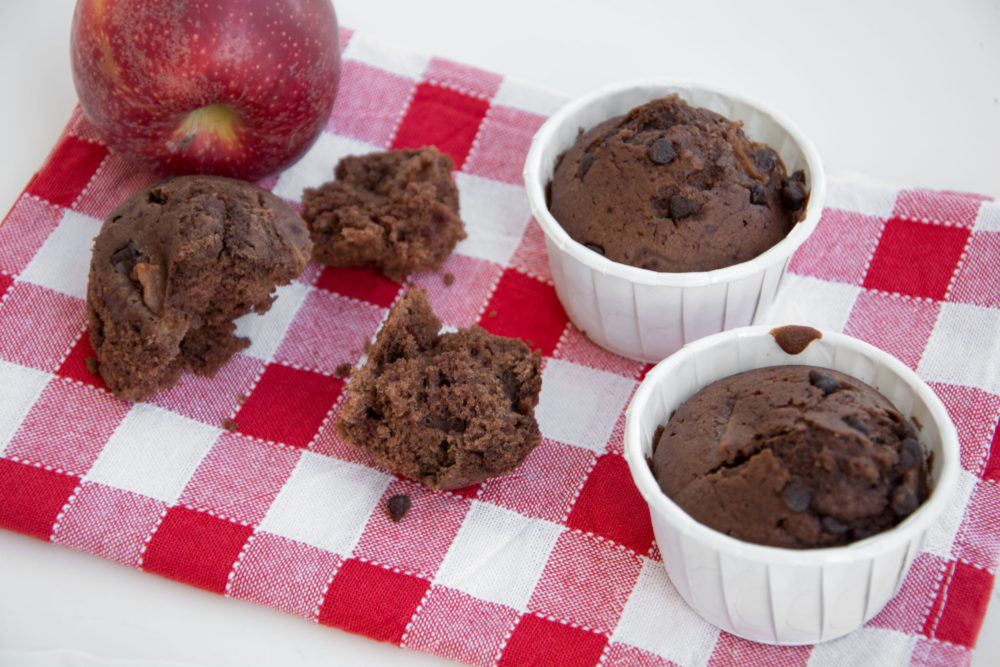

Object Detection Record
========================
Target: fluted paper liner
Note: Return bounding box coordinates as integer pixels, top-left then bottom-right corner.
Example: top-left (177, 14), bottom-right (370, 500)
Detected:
top-left (622, 326), bottom-right (960, 644)
top-left (523, 81), bottom-right (827, 363)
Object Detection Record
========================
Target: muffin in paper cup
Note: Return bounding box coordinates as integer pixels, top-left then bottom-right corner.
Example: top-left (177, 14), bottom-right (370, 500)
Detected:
top-left (622, 325), bottom-right (960, 645)
top-left (522, 81), bottom-right (826, 363)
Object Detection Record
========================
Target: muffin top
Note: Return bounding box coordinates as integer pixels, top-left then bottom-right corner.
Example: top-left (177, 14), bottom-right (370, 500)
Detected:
top-left (651, 365), bottom-right (929, 548)
top-left (548, 94), bottom-right (808, 272)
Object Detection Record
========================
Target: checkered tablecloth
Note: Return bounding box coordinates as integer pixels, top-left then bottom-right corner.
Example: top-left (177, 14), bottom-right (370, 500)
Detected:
top-left (2, 26), bottom-right (998, 667)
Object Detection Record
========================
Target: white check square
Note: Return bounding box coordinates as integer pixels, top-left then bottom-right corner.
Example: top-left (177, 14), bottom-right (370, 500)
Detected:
top-left (272, 132), bottom-right (377, 202)
top-left (434, 500), bottom-right (563, 610)
top-left (342, 32), bottom-right (430, 82)
top-left (919, 303), bottom-right (1000, 395)
top-left (453, 172), bottom-right (531, 266)
top-left (19, 210), bottom-right (102, 299)
top-left (0, 361), bottom-right (51, 456)
top-left (762, 273), bottom-right (862, 332)
top-left (84, 404), bottom-right (221, 503)
top-left (234, 281), bottom-right (311, 362)
top-left (258, 451), bottom-right (391, 555)
top-left (534, 359), bottom-right (636, 453)
top-left (612, 558), bottom-right (718, 664)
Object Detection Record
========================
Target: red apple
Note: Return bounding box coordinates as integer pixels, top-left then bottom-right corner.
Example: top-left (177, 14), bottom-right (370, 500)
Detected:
top-left (70, 0), bottom-right (341, 181)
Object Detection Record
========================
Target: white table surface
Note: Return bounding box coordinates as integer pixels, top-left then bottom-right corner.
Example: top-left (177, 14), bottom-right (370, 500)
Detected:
top-left (1, 2), bottom-right (998, 665)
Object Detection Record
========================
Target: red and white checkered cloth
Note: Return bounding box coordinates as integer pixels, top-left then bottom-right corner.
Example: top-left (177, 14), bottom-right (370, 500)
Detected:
top-left (1, 27), bottom-right (998, 667)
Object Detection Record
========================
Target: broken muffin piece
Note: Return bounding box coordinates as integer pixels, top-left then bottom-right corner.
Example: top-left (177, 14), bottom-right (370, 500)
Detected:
top-left (87, 175), bottom-right (312, 401)
top-left (301, 146), bottom-right (467, 282)
top-left (335, 288), bottom-right (543, 490)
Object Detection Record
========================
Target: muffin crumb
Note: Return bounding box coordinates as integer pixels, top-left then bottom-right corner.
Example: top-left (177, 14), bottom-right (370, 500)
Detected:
top-left (387, 494), bottom-right (411, 522)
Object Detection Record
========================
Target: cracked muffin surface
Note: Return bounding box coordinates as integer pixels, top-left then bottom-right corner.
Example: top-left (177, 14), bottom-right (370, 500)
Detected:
top-left (651, 365), bottom-right (929, 548)
top-left (335, 288), bottom-right (542, 490)
top-left (87, 175), bottom-right (312, 401)
top-left (548, 94), bottom-right (808, 272)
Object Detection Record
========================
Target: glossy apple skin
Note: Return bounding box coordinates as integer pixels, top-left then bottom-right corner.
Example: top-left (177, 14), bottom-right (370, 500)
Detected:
top-left (70, 0), bottom-right (341, 181)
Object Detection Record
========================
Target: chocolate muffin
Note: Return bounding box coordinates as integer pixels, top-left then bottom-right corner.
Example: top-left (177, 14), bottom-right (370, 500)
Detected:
top-left (302, 146), bottom-right (467, 282)
top-left (87, 175), bottom-right (312, 401)
top-left (548, 94), bottom-right (808, 272)
top-left (335, 288), bottom-right (542, 490)
top-left (650, 365), bottom-right (929, 548)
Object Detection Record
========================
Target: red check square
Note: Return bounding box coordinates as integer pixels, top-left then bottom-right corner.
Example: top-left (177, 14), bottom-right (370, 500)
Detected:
top-left (478, 439), bottom-right (595, 522)
top-left (949, 230), bottom-right (1000, 308)
top-left (863, 217), bottom-right (970, 300)
top-left (54, 482), bottom-right (167, 566)
top-left (566, 454), bottom-right (655, 555)
top-left (229, 532), bottom-right (341, 619)
top-left (353, 480), bottom-right (470, 577)
top-left (0, 196), bottom-right (64, 275)
top-left (404, 586), bottom-right (519, 666)
top-left (391, 81), bottom-right (490, 169)
top-left (924, 560), bottom-right (993, 647)
top-left (508, 219), bottom-right (553, 284)
top-left (0, 458), bottom-right (79, 540)
top-left (315, 265), bottom-right (402, 308)
top-left (843, 291), bottom-right (940, 370)
top-left (275, 290), bottom-right (385, 376)
top-left (142, 506), bottom-right (253, 594)
top-left (56, 329), bottom-right (107, 391)
top-left (73, 152), bottom-right (158, 221)
top-left (528, 530), bottom-right (643, 633)
top-left (788, 208), bottom-right (885, 285)
top-left (0, 272), bottom-right (12, 298)
top-left (984, 420), bottom-right (1000, 483)
top-left (235, 363), bottom-right (343, 448)
top-left (894, 188), bottom-right (984, 228)
top-left (499, 613), bottom-right (608, 667)
top-left (480, 269), bottom-right (568, 356)
top-left (26, 135), bottom-right (108, 209)
top-left (318, 558), bottom-right (430, 643)
top-left (178, 432), bottom-right (302, 525)
top-left (424, 58), bottom-right (503, 99)
top-left (0, 282), bottom-right (86, 372)
top-left (463, 104), bottom-right (547, 186)
top-left (325, 60), bottom-right (415, 147)
top-left (930, 383), bottom-right (1000, 475)
top-left (5, 379), bottom-right (128, 475)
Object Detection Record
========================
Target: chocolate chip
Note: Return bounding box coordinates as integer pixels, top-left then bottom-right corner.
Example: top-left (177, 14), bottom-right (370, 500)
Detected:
top-left (669, 194), bottom-right (699, 220)
top-left (387, 494), bottom-right (411, 522)
top-left (891, 486), bottom-right (919, 517)
top-left (647, 138), bottom-right (677, 165)
top-left (808, 369), bottom-right (840, 395)
top-left (755, 148), bottom-right (778, 172)
top-left (584, 242), bottom-right (605, 256)
top-left (579, 152), bottom-right (594, 180)
top-left (843, 415), bottom-right (870, 434)
top-left (900, 437), bottom-right (923, 469)
top-left (780, 170), bottom-right (808, 211)
top-left (782, 480), bottom-right (811, 512)
top-left (822, 516), bottom-right (848, 534)
top-left (852, 526), bottom-right (876, 541)
top-left (749, 182), bottom-right (768, 206)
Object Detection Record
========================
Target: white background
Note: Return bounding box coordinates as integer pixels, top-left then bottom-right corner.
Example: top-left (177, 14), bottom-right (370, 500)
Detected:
top-left (1, 1), bottom-right (998, 665)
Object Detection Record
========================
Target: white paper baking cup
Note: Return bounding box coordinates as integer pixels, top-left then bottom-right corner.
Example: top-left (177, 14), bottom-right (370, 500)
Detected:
top-left (523, 81), bottom-right (826, 363)
top-left (622, 326), bottom-right (960, 645)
